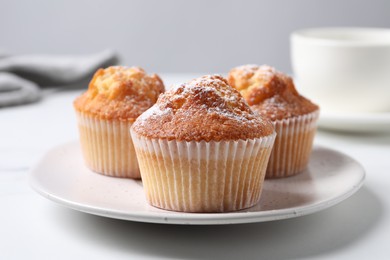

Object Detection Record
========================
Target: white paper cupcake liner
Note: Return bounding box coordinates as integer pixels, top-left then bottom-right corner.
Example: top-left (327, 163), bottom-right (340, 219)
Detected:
top-left (266, 110), bottom-right (319, 178)
top-left (131, 130), bottom-right (276, 213)
top-left (76, 112), bottom-right (140, 178)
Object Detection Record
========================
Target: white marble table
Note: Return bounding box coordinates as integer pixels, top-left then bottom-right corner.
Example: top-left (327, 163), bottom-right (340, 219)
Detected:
top-left (1, 75), bottom-right (389, 259)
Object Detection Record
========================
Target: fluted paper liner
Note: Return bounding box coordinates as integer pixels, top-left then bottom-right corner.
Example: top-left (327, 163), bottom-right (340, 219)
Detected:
top-left (76, 112), bottom-right (140, 178)
top-left (266, 110), bottom-right (319, 178)
top-left (131, 130), bottom-right (276, 213)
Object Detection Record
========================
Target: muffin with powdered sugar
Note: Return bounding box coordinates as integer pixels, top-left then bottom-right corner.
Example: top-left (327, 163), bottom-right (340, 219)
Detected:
top-left (131, 75), bottom-right (276, 212)
top-left (228, 65), bottom-right (319, 178)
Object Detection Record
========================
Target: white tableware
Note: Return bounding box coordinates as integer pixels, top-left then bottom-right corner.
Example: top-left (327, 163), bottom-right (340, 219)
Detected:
top-left (291, 27), bottom-right (390, 113)
top-left (319, 110), bottom-right (390, 133)
top-left (29, 141), bottom-right (365, 225)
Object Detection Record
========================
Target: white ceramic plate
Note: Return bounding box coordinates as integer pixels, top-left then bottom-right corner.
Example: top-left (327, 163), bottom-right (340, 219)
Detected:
top-left (319, 111), bottom-right (390, 133)
top-left (29, 141), bottom-right (365, 225)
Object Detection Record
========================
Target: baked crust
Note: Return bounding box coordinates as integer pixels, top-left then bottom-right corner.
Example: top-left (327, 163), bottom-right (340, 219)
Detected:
top-left (73, 66), bottom-right (165, 121)
top-left (228, 65), bottom-right (319, 121)
top-left (132, 75), bottom-right (274, 142)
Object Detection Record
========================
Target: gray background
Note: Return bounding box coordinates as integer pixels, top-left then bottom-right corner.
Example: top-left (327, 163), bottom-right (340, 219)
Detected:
top-left (1, 0), bottom-right (389, 74)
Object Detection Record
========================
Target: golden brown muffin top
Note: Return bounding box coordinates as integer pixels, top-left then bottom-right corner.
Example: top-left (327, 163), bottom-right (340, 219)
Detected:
top-left (228, 65), bottom-right (319, 121)
top-left (73, 66), bottom-right (165, 121)
top-left (132, 75), bottom-right (274, 142)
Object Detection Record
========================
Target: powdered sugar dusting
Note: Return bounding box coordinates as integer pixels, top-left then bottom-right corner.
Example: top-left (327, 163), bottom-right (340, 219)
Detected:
top-left (228, 64), bottom-right (319, 120)
top-left (234, 64), bottom-right (276, 78)
top-left (136, 104), bottom-right (173, 126)
top-left (138, 74), bottom-right (259, 124)
top-left (132, 74), bottom-right (275, 141)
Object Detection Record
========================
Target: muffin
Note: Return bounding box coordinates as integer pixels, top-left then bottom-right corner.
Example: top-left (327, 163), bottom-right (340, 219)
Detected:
top-left (130, 75), bottom-right (276, 212)
top-left (73, 66), bottom-right (164, 178)
top-left (228, 65), bottom-right (319, 178)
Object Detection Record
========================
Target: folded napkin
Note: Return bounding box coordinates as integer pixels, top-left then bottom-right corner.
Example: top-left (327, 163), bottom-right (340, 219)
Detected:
top-left (0, 49), bottom-right (118, 107)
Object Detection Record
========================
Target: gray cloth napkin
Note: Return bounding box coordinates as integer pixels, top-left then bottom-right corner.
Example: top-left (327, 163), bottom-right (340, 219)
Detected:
top-left (0, 49), bottom-right (118, 107)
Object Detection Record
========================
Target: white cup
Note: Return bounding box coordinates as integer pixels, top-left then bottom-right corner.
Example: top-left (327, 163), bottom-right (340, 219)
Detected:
top-left (291, 27), bottom-right (390, 113)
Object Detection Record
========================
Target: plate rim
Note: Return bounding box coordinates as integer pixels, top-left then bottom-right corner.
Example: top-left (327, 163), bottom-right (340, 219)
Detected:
top-left (29, 142), bottom-right (366, 225)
